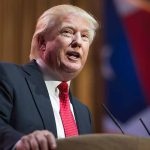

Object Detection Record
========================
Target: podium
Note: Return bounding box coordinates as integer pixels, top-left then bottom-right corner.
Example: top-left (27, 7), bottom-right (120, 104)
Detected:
top-left (57, 134), bottom-right (150, 150)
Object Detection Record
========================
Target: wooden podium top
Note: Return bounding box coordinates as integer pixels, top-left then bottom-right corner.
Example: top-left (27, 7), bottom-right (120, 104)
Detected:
top-left (57, 134), bottom-right (150, 150)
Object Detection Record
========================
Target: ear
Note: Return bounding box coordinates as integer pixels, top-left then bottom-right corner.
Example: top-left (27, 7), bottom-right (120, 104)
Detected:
top-left (37, 35), bottom-right (46, 51)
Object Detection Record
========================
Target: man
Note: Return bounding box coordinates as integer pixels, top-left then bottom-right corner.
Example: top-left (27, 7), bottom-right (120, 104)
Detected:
top-left (0, 4), bottom-right (99, 150)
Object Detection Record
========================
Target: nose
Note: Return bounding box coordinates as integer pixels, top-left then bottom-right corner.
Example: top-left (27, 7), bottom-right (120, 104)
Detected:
top-left (71, 32), bottom-right (82, 48)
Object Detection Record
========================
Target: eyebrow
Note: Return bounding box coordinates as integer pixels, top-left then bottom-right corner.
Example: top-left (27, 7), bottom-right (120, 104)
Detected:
top-left (60, 24), bottom-right (91, 33)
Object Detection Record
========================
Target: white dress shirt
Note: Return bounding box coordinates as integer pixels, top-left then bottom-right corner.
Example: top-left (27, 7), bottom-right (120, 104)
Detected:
top-left (36, 58), bottom-right (75, 139)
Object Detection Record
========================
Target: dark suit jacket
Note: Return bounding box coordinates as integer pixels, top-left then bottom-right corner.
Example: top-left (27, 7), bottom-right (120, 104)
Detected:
top-left (0, 60), bottom-right (93, 150)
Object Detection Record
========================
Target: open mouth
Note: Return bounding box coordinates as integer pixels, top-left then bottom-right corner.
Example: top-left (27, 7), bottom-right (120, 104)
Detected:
top-left (66, 51), bottom-right (81, 60)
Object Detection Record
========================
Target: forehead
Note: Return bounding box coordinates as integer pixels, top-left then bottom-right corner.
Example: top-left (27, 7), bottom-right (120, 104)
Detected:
top-left (57, 14), bottom-right (92, 31)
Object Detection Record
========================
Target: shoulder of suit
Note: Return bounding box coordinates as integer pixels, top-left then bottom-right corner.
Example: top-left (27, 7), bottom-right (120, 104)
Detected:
top-left (0, 62), bottom-right (25, 80)
top-left (0, 61), bottom-right (22, 72)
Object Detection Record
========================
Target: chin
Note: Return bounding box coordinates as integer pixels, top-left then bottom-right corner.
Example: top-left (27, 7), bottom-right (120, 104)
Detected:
top-left (64, 64), bottom-right (82, 73)
top-left (61, 61), bottom-right (82, 71)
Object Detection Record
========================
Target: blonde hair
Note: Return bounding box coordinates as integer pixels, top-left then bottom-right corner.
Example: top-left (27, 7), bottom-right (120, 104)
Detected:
top-left (30, 4), bottom-right (99, 60)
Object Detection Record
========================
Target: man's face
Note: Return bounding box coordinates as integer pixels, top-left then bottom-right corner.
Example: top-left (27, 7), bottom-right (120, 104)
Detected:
top-left (40, 14), bottom-right (92, 80)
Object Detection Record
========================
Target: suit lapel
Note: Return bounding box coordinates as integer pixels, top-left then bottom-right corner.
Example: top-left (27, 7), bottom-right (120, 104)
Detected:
top-left (22, 61), bottom-right (57, 137)
top-left (69, 93), bottom-right (86, 134)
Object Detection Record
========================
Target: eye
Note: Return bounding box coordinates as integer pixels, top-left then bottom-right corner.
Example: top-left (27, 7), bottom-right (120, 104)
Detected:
top-left (60, 28), bottom-right (74, 37)
top-left (81, 33), bottom-right (89, 41)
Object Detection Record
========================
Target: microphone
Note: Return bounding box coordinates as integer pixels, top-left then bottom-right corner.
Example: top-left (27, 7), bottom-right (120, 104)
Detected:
top-left (102, 103), bottom-right (125, 134)
top-left (139, 118), bottom-right (150, 136)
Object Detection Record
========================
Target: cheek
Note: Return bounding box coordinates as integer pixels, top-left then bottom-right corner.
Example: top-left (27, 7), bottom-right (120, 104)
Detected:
top-left (43, 44), bottom-right (58, 63)
top-left (57, 35), bottom-right (73, 47)
top-left (82, 46), bottom-right (90, 60)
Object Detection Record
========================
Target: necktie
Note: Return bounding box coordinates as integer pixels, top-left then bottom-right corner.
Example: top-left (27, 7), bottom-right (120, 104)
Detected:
top-left (58, 82), bottom-right (78, 137)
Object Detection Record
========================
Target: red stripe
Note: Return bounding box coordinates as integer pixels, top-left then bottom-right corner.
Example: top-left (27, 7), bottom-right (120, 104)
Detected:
top-left (122, 10), bottom-right (150, 104)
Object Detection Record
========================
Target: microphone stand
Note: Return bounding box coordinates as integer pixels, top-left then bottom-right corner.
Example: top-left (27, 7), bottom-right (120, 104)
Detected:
top-left (102, 103), bottom-right (125, 134)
